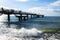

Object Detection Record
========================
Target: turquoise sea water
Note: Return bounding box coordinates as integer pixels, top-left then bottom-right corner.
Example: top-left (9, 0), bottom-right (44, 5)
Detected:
top-left (0, 16), bottom-right (60, 28)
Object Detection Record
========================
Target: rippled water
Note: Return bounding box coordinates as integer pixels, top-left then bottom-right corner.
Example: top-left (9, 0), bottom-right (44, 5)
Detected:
top-left (0, 15), bottom-right (60, 40)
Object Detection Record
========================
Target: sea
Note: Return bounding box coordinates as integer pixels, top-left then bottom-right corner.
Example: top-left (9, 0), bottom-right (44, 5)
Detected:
top-left (0, 14), bottom-right (60, 40)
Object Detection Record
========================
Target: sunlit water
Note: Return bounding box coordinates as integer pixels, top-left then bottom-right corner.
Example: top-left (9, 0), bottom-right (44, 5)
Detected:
top-left (0, 14), bottom-right (60, 40)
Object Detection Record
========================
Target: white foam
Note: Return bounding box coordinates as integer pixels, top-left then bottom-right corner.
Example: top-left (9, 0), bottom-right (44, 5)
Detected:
top-left (0, 27), bottom-right (59, 40)
top-left (0, 26), bottom-right (43, 40)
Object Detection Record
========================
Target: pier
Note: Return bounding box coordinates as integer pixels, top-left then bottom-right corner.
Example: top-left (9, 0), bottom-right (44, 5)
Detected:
top-left (0, 8), bottom-right (44, 22)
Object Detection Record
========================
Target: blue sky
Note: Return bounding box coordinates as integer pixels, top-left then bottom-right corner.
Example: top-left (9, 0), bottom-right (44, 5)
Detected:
top-left (1, 0), bottom-right (57, 10)
top-left (0, 0), bottom-right (60, 16)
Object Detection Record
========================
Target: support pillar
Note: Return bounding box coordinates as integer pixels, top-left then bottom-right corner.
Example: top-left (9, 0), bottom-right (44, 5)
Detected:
top-left (42, 15), bottom-right (44, 18)
top-left (19, 17), bottom-right (21, 21)
top-left (24, 17), bottom-right (26, 21)
top-left (37, 15), bottom-right (40, 18)
top-left (31, 15), bottom-right (33, 19)
top-left (8, 13), bottom-right (10, 22)
top-left (20, 14), bottom-right (22, 20)
top-left (27, 14), bottom-right (28, 20)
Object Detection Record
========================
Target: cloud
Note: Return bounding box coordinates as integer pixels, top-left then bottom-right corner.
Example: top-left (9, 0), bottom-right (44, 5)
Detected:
top-left (0, 0), bottom-right (4, 5)
top-left (16, 0), bottom-right (28, 2)
top-left (0, 0), bottom-right (7, 3)
top-left (50, 0), bottom-right (60, 6)
top-left (0, 0), bottom-right (8, 7)
top-left (26, 7), bottom-right (60, 16)
top-left (26, 0), bottom-right (60, 16)
top-left (32, 0), bottom-right (38, 1)
top-left (48, 0), bottom-right (60, 10)
top-left (0, 0), bottom-right (3, 3)
top-left (15, 0), bottom-right (38, 2)
top-left (0, 0), bottom-right (4, 7)
top-left (0, 6), bottom-right (21, 11)
top-left (26, 7), bottom-right (54, 16)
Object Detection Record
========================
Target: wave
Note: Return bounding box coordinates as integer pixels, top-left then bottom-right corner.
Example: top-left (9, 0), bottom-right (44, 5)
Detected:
top-left (0, 26), bottom-right (44, 40)
top-left (0, 15), bottom-right (60, 40)
top-left (0, 26), bottom-right (60, 40)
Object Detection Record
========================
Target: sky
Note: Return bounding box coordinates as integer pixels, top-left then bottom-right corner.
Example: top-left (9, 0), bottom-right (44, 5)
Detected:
top-left (0, 0), bottom-right (60, 16)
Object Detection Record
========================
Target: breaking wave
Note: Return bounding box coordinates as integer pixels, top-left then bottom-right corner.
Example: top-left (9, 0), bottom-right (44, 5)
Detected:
top-left (0, 26), bottom-right (43, 40)
top-left (0, 15), bottom-right (60, 40)
top-left (0, 26), bottom-right (60, 40)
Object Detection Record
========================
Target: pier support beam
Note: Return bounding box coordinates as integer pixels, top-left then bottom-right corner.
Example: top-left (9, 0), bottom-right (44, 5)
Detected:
top-left (8, 13), bottom-right (10, 22)
top-left (19, 17), bottom-right (21, 21)
top-left (31, 15), bottom-right (33, 19)
top-left (27, 14), bottom-right (28, 20)
top-left (36, 15), bottom-right (40, 18)
top-left (41, 15), bottom-right (44, 18)
top-left (20, 14), bottom-right (22, 20)
top-left (24, 17), bottom-right (26, 21)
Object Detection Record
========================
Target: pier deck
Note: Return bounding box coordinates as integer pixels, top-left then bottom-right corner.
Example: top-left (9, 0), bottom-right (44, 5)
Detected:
top-left (0, 8), bottom-right (44, 22)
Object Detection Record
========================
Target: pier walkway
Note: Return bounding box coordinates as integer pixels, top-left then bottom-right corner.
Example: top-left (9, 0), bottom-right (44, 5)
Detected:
top-left (0, 8), bottom-right (44, 22)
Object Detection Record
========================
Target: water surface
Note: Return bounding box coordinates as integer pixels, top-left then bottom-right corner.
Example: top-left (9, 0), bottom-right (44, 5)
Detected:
top-left (0, 15), bottom-right (60, 40)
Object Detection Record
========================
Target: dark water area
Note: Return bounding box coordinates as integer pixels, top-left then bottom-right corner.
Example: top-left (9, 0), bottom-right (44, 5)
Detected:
top-left (0, 15), bottom-right (60, 40)
top-left (0, 16), bottom-right (60, 29)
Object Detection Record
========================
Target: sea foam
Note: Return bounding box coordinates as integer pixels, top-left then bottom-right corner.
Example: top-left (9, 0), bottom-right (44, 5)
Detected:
top-left (0, 26), bottom-right (59, 40)
top-left (0, 26), bottom-right (44, 40)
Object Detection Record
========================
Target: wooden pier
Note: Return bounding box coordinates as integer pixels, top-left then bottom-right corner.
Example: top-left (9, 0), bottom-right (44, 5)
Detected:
top-left (0, 8), bottom-right (44, 22)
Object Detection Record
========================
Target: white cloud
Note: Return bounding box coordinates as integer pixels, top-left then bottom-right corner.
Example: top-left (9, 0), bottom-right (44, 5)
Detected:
top-left (0, 0), bottom-right (8, 7)
top-left (0, 0), bottom-right (3, 5)
top-left (51, 0), bottom-right (60, 6)
top-left (27, 7), bottom-right (60, 16)
top-left (0, 0), bottom-right (4, 8)
top-left (0, 6), bottom-right (21, 11)
top-left (26, 7), bottom-right (54, 16)
top-left (0, 0), bottom-right (7, 3)
top-left (50, 0), bottom-right (60, 6)
top-left (15, 0), bottom-right (38, 2)
top-left (16, 0), bottom-right (28, 2)
top-left (0, 0), bottom-right (3, 3)
top-left (26, 0), bottom-right (60, 16)
top-left (32, 0), bottom-right (38, 1)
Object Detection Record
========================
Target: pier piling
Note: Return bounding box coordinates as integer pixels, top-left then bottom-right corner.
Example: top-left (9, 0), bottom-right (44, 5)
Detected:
top-left (0, 8), bottom-right (44, 22)
top-left (31, 15), bottom-right (33, 19)
top-left (8, 13), bottom-right (10, 22)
